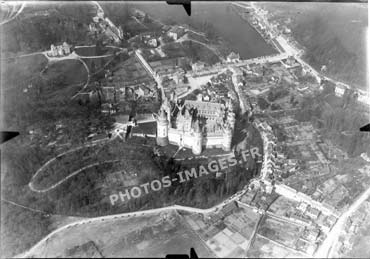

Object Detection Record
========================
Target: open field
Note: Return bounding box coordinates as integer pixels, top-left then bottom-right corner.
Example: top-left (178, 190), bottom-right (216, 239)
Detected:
top-left (2, 54), bottom-right (48, 91)
top-left (42, 59), bottom-right (88, 88)
top-left (247, 234), bottom-right (305, 258)
top-left (23, 211), bottom-right (213, 258)
top-left (258, 216), bottom-right (304, 249)
top-left (0, 202), bottom-right (52, 258)
top-left (225, 206), bottom-right (261, 241)
top-left (1, 54), bottom-right (91, 132)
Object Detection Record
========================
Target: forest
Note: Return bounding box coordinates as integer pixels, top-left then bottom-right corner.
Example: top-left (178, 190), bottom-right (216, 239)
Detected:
top-left (2, 3), bottom-right (95, 54)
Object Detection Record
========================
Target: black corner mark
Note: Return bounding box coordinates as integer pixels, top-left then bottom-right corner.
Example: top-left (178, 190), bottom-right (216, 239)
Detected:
top-left (360, 123), bottom-right (370, 132)
top-left (190, 248), bottom-right (198, 259)
top-left (165, 255), bottom-right (189, 259)
top-left (0, 131), bottom-right (19, 144)
top-left (166, 0), bottom-right (191, 16)
top-left (165, 247), bottom-right (199, 259)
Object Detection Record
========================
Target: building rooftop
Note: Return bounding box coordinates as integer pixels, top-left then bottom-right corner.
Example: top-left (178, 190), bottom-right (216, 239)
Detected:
top-left (227, 52), bottom-right (240, 60)
top-left (168, 25), bottom-right (185, 35)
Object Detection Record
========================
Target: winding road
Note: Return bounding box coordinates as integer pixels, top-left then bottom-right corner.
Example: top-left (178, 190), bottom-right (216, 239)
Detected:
top-left (29, 138), bottom-right (109, 193)
top-left (0, 2), bottom-right (26, 26)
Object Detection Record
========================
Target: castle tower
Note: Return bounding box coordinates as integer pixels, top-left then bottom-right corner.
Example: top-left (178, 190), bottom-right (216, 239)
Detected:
top-left (223, 123), bottom-right (233, 152)
top-left (227, 111), bottom-right (236, 132)
top-left (62, 42), bottom-right (70, 55)
top-left (57, 45), bottom-right (64, 56)
top-left (170, 91), bottom-right (177, 102)
top-left (161, 97), bottom-right (171, 122)
top-left (227, 99), bottom-right (234, 111)
top-left (192, 120), bottom-right (202, 155)
top-left (156, 109), bottom-right (169, 146)
top-left (184, 107), bottom-right (191, 119)
top-left (50, 44), bottom-right (57, 57)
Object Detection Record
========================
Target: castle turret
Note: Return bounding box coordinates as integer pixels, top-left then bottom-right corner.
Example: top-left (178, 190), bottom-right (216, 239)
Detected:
top-left (227, 99), bottom-right (234, 111)
top-left (62, 42), bottom-right (70, 55)
top-left (156, 109), bottom-right (169, 146)
top-left (184, 107), bottom-right (191, 119)
top-left (192, 120), bottom-right (202, 155)
top-left (170, 91), bottom-right (177, 102)
top-left (161, 97), bottom-right (171, 122)
top-left (223, 123), bottom-right (232, 152)
top-left (227, 111), bottom-right (236, 132)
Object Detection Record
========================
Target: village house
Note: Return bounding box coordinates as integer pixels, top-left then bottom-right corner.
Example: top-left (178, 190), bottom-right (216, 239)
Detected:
top-left (147, 38), bottom-right (158, 47)
top-left (306, 228), bottom-right (320, 242)
top-left (227, 52), bottom-right (240, 63)
top-left (191, 61), bottom-right (206, 72)
top-left (305, 206), bottom-right (321, 220)
top-left (135, 84), bottom-right (153, 99)
top-left (167, 25), bottom-right (185, 40)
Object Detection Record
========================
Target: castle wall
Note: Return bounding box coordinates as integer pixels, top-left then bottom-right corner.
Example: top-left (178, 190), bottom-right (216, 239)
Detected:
top-left (168, 128), bottom-right (194, 149)
top-left (203, 135), bottom-right (226, 148)
top-left (168, 128), bottom-right (231, 150)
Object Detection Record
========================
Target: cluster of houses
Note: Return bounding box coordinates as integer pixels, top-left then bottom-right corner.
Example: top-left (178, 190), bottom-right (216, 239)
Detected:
top-left (188, 52), bottom-right (242, 78)
top-left (149, 57), bottom-right (187, 78)
top-left (247, 6), bottom-right (278, 41)
top-left (254, 119), bottom-right (278, 187)
top-left (90, 8), bottom-right (123, 43)
top-left (140, 32), bottom-right (158, 47)
top-left (101, 81), bottom-right (156, 104)
top-left (47, 42), bottom-right (71, 57)
top-left (100, 83), bottom-right (157, 115)
top-left (188, 52), bottom-right (241, 76)
top-left (252, 118), bottom-right (341, 238)
top-left (202, 84), bottom-right (231, 103)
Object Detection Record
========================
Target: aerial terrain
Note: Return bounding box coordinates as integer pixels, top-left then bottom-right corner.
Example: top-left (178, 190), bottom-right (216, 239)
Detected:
top-left (0, 1), bottom-right (369, 258)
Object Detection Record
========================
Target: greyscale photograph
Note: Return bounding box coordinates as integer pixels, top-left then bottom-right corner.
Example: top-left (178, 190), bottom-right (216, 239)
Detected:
top-left (0, 1), bottom-right (369, 258)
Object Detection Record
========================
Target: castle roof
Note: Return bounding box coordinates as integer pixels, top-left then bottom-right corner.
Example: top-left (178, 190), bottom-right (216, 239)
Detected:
top-left (184, 100), bottom-right (224, 118)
